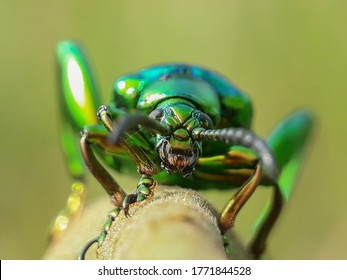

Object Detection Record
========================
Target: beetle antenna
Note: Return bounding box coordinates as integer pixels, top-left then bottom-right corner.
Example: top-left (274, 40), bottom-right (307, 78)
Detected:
top-left (193, 128), bottom-right (278, 180)
top-left (107, 113), bottom-right (170, 145)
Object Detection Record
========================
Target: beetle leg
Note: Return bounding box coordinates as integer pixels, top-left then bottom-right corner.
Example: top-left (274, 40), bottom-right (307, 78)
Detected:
top-left (97, 108), bottom-right (159, 213)
top-left (122, 175), bottom-right (156, 216)
top-left (97, 104), bottom-right (127, 132)
top-left (218, 163), bottom-right (282, 259)
top-left (195, 111), bottom-right (313, 258)
top-left (78, 237), bottom-right (98, 260)
top-left (80, 125), bottom-right (126, 207)
top-left (219, 163), bottom-right (262, 234)
top-left (194, 127), bottom-right (279, 180)
top-left (248, 111), bottom-right (312, 258)
top-left (249, 180), bottom-right (283, 259)
top-left (195, 149), bottom-right (283, 259)
top-left (98, 105), bottom-right (158, 176)
top-left (214, 159), bottom-right (283, 259)
top-left (78, 207), bottom-right (121, 260)
top-left (79, 175), bottom-right (156, 259)
top-left (83, 109), bottom-right (158, 212)
top-left (196, 146), bottom-right (261, 187)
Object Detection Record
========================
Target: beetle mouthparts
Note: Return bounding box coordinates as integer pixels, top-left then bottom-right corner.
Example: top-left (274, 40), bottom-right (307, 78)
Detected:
top-left (158, 139), bottom-right (198, 176)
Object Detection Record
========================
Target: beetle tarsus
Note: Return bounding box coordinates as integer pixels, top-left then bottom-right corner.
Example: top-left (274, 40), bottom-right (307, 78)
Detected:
top-left (122, 176), bottom-right (156, 216)
top-left (122, 193), bottom-right (137, 217)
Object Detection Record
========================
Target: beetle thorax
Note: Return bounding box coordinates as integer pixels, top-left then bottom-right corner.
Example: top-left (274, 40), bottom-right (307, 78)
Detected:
top-left (149, 101), bottom-right (212, 177)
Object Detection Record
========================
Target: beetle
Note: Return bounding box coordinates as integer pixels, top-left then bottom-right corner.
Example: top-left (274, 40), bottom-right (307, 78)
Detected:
top-left (52, 41), bottom-right (313, 259)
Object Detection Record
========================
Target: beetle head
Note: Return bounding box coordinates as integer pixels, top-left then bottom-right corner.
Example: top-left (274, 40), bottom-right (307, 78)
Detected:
top-left (149, 102), bottom-right (212, 177)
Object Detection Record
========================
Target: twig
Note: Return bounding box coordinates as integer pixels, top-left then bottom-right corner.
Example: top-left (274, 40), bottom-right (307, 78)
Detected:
top-left (44, 185), bottom-right (249, 260)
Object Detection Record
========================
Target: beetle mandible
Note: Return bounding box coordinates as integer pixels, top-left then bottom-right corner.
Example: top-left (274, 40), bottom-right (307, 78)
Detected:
top-left (52, 41), bottom-right (313, 259)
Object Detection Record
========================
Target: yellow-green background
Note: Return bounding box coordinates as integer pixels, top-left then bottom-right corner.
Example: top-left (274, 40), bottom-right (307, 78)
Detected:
top-left (1, 0), bottom-right (346, 259)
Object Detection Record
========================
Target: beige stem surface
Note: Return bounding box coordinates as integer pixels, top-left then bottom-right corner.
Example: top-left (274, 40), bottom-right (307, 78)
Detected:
top-left (44, 185), bottom-right (249, 260)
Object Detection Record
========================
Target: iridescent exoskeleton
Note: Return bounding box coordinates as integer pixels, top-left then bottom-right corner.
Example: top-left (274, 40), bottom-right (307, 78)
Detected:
top-left (52, 41), bottom-right (313, 259)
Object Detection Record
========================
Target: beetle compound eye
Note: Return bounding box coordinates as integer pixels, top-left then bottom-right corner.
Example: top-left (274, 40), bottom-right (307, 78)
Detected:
top-left (149, 108), bottom-right (164, 121)
top-left (199, 112), bottom-right (213, 129)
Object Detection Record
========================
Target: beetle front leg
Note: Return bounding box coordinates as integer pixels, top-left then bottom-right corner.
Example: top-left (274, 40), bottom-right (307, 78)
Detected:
top-left (78, 174), bottom-right (157, 260)
top-left (80, 126), bottom-right (126, 207)
top-left (96, 106), bottom-right (159, 214)
top-left (122, 175), bottom-right (157, 216)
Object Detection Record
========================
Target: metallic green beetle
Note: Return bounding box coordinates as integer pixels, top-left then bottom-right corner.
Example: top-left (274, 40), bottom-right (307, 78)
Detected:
top-left (53, 41), bottom-right (313, 259)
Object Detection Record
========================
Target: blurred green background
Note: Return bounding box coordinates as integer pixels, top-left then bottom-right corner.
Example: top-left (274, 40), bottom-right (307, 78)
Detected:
top-left (1, 0), bottom-right (346, 259)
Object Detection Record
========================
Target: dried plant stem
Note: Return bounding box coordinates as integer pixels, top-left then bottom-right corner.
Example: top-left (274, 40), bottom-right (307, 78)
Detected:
top-left (44, 185), bottom-right (249, 260)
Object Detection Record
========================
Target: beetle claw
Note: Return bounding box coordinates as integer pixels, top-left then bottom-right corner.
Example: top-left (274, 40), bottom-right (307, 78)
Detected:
top-left (123, 207), bottom-right (130, 218)
top-left (122, 193), bottom-right (137, 217)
